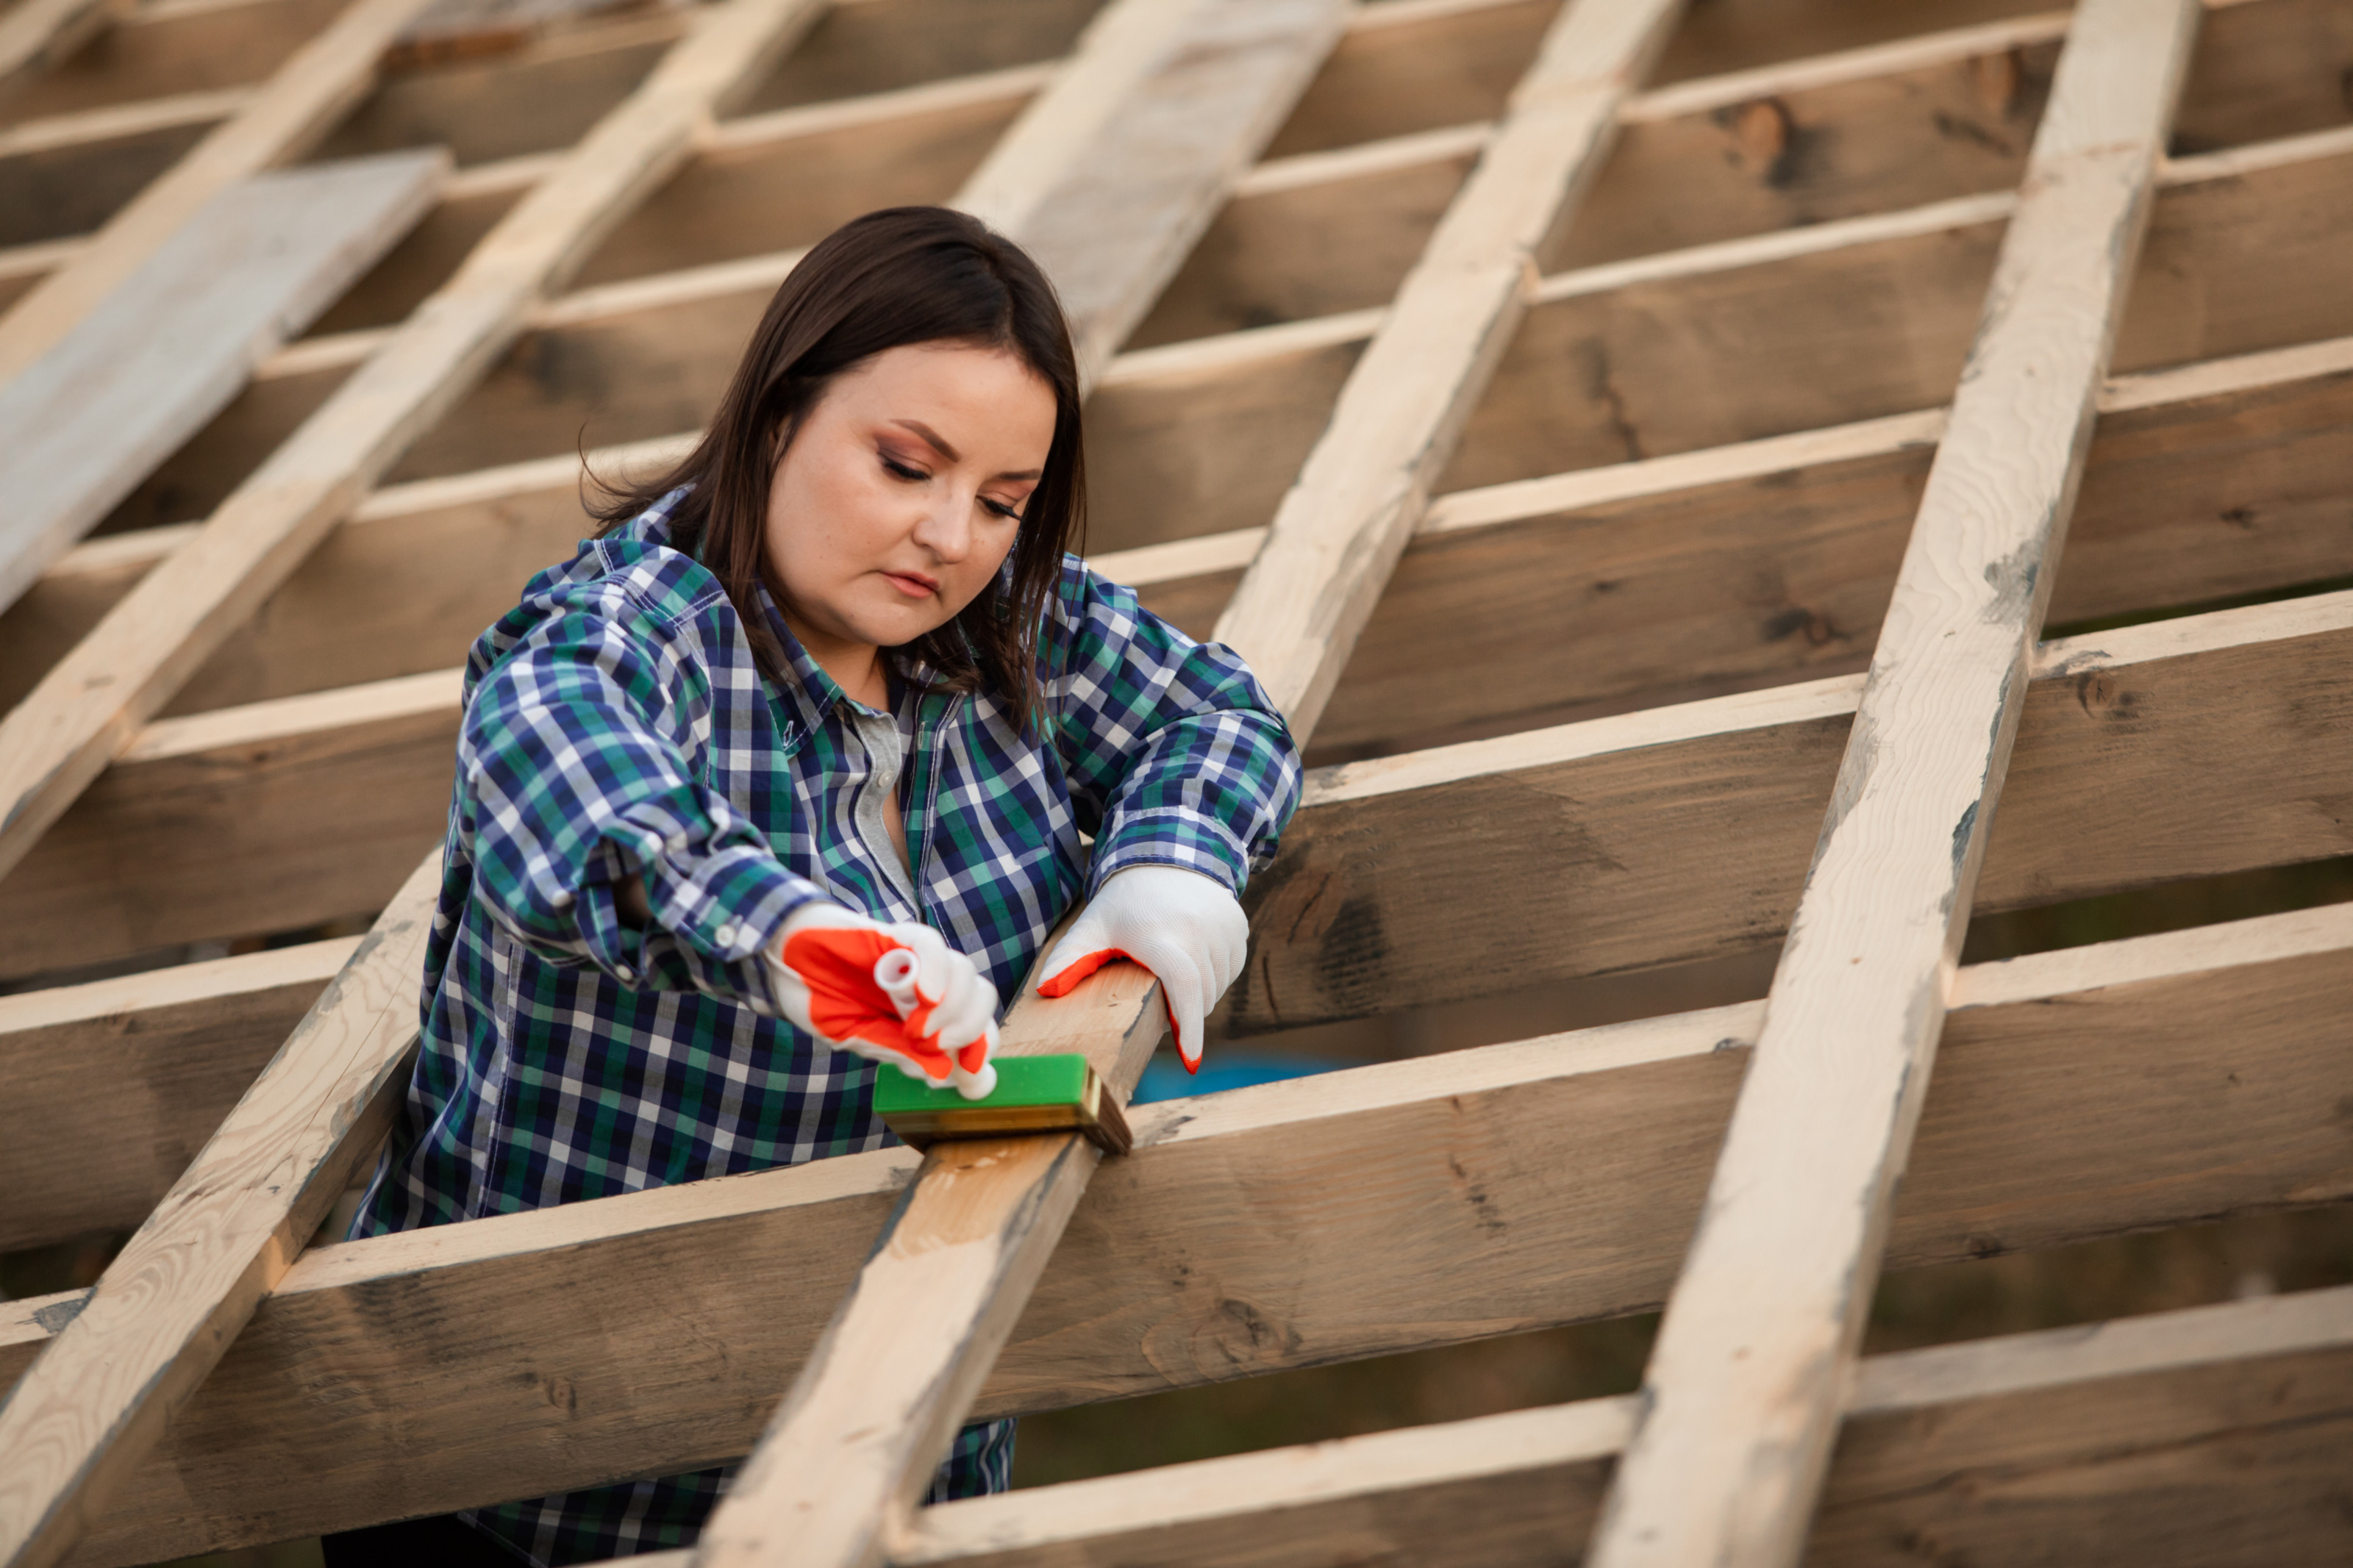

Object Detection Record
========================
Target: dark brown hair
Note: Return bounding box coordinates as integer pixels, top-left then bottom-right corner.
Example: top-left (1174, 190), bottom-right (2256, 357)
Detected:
top-left (590, 206), bottom-right (1085, 724)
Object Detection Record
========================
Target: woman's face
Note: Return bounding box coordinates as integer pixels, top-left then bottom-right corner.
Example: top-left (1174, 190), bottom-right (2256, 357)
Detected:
top-left (764, 340), bottom-right (1056, 672)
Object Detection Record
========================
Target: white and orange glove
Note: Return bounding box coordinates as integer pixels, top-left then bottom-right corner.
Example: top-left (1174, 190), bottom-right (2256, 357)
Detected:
top-left (764, 903), bottom-right (999, 1099)
top-left (1034, 865), bottom-right (1248, 1073)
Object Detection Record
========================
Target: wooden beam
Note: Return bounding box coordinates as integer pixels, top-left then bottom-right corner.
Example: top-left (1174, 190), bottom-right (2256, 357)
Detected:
top-left (11, 309), bottom-right (2343, 753)
top-left (1588, 3), bottom-right (2202, 1561)
top-left (1212, 0), bottom-right (1688, 733)
top-left (1241, 589), bottom-right (2353, 1030)
top-left (0, 0), bottom-right (124, 115)
top-left (168, 110), bottom-right (2341, 572)
top-left (7, 899), bottom-right (2349, 1563)
top-left (0, 939), bottom-right (358, 1253)
top-left (13, 534), bottom-right (2344, 1009)
top-left (0, 0), bottom-right (835, 887)
top-left (0, 0), bottom-right (346, 127)
top-left (0, 0), bottom-right (443, 382)
top-left (0, 858), bottom-right (437, 1568)
top-left (884, 1282), bottom-right (2353, 1568)
top-left (1319, 331), bottom-right (2353, 754)
top-left (0, 149), bottom-right (444, 612)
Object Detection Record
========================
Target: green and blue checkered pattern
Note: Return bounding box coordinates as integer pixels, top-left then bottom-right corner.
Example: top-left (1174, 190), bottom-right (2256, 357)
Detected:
top-left (350, 490), bottom-right (1299, 1564)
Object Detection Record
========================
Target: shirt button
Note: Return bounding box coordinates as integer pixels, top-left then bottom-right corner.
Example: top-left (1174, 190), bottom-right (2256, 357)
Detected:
top-left (615, 964), bottom-right (635, 983)
top-left (715, 923), bottom-right (738, 947)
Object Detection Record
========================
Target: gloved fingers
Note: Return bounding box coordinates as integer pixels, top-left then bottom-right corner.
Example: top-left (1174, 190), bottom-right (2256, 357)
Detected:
top-left (890, 921), bottom-right (954, 1006)
top-left (1200, 893), bottom-right (1250, 1005)
top-left (1035, 906), bottom-right (1118, 997)
top-left (924, 961), bottom-right (999, 1064)
top-left (830, 1025), bottom-right (953, 1085)
top-left (1126, 933), bottom-right (1208, 1070)
top-left (948, 1021), bottom-right (1000, 1100)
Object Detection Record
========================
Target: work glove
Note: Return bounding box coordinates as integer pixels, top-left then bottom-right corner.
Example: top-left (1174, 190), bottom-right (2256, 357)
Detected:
top-left (1034, 865), bottom-right (1248, 1073)
top-left (765, 903), bottom-right (999, 1099)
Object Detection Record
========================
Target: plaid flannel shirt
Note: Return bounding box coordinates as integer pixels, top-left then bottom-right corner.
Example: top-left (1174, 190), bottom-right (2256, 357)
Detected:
top-left (351, 490), bottom-right (1301, 1564)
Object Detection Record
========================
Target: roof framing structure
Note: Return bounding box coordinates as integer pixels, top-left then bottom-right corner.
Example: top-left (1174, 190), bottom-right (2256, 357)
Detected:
top-left (0, 0), bottom-right (2349, 1562)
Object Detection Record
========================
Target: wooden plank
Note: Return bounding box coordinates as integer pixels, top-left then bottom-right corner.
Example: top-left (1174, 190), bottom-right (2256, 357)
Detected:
top-left (14, 557), bottom-right (2344, 1009)
top-left (689, 3), bottom-right (1352, 1559)
top-left (1241, 590), bottom-right (2353, 1029)
top-left (0, 0), bottom-right (443, 382)
top-left (0, 0), bottom-right (123, 114)
top-left (0, 0), bottom-right (835, 887)
top-left (1320, 333), bottom-right (2353, 753)
top-left (0, 938), bottom-right (356, 1253)
top-left (985, 0), bottom-right (1352, 383)
top-left (12, 314), bottom-right (2344, 739)
top-left (0, 0), bottom-right (347, 127)
top-left (1586, 4), bottom-right (2202, 1561)
top-left (91, 78), bottom-right (2352, 556)
top-left (882, 1284), bottom-right (2353, 1568)
top-left (0, 149), bottom-right (443, 612)
top-left (0, 857), bottom-right (437, 1568)
top-left (8, 899), bottom-right (2350, 1561)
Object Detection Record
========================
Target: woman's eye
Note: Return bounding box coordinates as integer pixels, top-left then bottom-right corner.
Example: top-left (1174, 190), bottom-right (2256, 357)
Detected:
top-left (982, 498), bottom-right (1024, 521)
top-left (881, 456), bottom-right (927, 482)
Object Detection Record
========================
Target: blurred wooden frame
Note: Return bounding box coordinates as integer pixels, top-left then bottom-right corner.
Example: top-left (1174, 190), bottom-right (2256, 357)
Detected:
top-left (1, 0), bottom-right (2349, 1564)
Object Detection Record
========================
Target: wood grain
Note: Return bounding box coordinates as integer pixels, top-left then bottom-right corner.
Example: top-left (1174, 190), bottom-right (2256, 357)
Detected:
top-left (880, 1284), bottom-right (2353, 1568)
top-left (0, 856), bottom-right (436, 1568)
top-left (0, 149), bottom-right (443, 612)
top-left (0, 938), bottom-right (355, 1252)
top-left (10, 901), bottom-right (2351, 1562)
top-left (1587, 4), bottom-right (2202, 1562)
top-left (0, 0), bottom-right (443, 382)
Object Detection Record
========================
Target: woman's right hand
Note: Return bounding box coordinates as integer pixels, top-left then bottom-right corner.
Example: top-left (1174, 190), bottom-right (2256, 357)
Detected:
top-left (763, 903), bottom-right (999, 1098)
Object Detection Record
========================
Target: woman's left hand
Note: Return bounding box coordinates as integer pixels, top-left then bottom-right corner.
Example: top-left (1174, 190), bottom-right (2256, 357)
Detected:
top-left (1034, 866), bottom-right (1248, 1071)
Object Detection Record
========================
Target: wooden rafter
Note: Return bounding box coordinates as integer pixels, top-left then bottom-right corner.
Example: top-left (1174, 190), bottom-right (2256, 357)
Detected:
top-left (878, 1281), bottom-right (2353, 1567)
top-left (1589, 1), bottom-right (2204, 1558)
top-left (0, 0), bottom-right (445, 382)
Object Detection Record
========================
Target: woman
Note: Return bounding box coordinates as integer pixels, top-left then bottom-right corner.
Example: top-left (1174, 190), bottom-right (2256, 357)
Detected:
top-left (328, 207), bottom-right (1301, 1566)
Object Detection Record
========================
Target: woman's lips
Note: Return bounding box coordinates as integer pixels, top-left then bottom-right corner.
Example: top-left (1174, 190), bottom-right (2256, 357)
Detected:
top-left (882, 570), bottom-right (938, 598)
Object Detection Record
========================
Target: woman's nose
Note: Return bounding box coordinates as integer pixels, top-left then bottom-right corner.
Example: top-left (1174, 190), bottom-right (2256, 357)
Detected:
top-left (911, 490), bottom-right (974, 562)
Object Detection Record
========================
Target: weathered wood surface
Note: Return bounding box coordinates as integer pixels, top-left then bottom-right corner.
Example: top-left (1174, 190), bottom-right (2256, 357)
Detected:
top-left (0, 0), bottom-right (122, 114)
top-left (1239, 591), bottom-right (2353, 1030)
top-left (12, 571), bottom-right (2344, 1018)
top-left (689, 2), bottom-right (1352, 1557)
top-left (10, 316), bottom-right (2343, 760)
top-left (7, 900), bottom-right (2349, 1562)
top-left (880, 1283), bottom-right (2353, 1568)
top-left (0, 858), bottom-right (436, 1568)
top-left (1167, 0), bottom-right (1694, 734)
top-left (0, 0), bottom-right (352, 127)
top-left (0, 938), bottom-right (357, 1253)
top-left (0, 149), bottom-right (443, 612)
top-left (0, 0), bottom-right (833, 885)
top-left (0, 0), bottom-right (443, 382)
top-left (978, 0), bottom-right (1349, 386)
top-left (96, 105), bottom-right (2345, 590)
top-left (1588, 3), bottom-right (2202, 1562)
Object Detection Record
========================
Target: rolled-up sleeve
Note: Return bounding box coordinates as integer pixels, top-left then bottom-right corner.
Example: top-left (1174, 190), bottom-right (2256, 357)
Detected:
top-left (457, 583), bottom-right (820, 1007)
top-left (1048, 559), bottom-right (1302, 897)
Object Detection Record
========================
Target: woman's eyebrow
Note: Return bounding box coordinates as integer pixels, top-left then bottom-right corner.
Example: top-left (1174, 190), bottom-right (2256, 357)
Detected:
top-left (890, 418), bottom-right (1042, 482)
